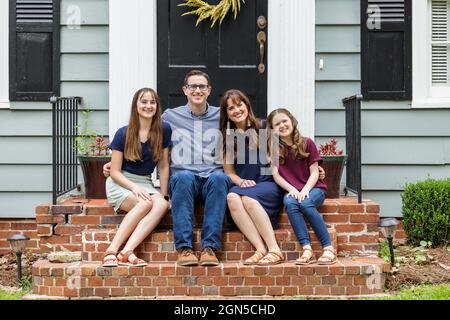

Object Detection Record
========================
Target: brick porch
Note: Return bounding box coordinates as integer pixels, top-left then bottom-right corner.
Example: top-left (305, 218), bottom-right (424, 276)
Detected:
top-left (25, 196), bottom-right (391, 299)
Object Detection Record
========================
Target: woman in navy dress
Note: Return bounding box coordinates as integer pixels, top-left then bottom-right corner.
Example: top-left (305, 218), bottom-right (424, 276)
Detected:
top-left (220, 89), bottom-right (285, 265)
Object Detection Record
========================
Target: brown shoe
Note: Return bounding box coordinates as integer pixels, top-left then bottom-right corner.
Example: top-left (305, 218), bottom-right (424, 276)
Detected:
top-left (177, 247), bottom-right (198, 266)
top-left (199, 247), bottom-right (219, 266)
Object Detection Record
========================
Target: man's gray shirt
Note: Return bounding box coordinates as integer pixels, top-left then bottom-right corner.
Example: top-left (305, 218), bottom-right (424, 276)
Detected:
top-left (162, 104), bottom-right (223, 178)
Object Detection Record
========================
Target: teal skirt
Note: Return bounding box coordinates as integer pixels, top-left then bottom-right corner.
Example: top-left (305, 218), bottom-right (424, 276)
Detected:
top-left (106, 171), bottom-right (160, 212)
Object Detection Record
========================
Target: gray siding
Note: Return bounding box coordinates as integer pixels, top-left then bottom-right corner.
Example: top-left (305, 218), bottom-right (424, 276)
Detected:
top-left (315, 0), bottom-right (450, 217)
top-left (0, 0), bottom-right (109, 218)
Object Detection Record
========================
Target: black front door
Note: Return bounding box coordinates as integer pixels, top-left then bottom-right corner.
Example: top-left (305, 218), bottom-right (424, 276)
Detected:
top-left (157, 0), bottom-right (268, 117)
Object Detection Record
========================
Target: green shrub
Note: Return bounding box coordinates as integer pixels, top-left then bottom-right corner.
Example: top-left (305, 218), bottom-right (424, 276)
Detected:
top-left (401, 178), bottom-right (450, 247)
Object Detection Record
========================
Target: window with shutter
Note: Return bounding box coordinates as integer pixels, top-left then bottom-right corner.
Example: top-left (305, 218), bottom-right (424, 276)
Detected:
top-left (361, 0), bottom-right (412, 100)
top-left (9, 0), bottom-right (60, 101)
top-left (431, 0), bottom-right (450, 96)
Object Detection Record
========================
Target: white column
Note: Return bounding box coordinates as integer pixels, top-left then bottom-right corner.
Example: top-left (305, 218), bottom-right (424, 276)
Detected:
top-left (0, 0), bottom-right (9, 107)
top-left (268, 0), bottom-right (316, 138)
top-left (109, 0), bottom-right (157, 138)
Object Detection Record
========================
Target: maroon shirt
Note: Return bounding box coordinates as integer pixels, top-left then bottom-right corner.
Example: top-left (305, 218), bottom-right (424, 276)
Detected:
top-left (278, 138), bottom-right (328, 193)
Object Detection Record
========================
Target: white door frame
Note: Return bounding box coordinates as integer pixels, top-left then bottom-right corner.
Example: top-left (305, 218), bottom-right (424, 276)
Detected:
top-left (109, 0), bottom-right (315, 138)
top-left (0, 0), bottom-right (10, 108)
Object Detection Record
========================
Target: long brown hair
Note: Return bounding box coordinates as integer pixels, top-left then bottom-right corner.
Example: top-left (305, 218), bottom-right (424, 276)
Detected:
top-left (219, 89), bottom-right (261, 163)
top-left (267, 108), bottom-right (309, 166)
top-left (124, 88), bottom-right (163, 163)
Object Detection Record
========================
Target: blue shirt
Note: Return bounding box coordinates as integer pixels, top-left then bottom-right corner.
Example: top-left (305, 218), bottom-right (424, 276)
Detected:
top-left (109, 122), bottom-right (172, 176)
top-left (162, 104), bottom-right (223, 178)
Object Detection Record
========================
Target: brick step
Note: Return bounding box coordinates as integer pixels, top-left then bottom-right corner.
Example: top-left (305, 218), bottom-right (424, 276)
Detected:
top-left (36, 196), bottom-right (381, 256)
top-left (32, 257), bottom-right (389, 298)
top-left (82, 228), bottom-right (338, 263)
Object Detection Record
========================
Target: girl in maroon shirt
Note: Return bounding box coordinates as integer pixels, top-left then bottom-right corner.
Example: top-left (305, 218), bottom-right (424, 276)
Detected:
top-left (268, 108), bottom-right (337, 265)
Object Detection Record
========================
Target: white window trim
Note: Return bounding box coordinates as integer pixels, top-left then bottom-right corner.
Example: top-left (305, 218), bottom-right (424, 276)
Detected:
top-left (0, 0), bottom-right (10, 108)
top-left (413, 0), bottom-right (450, 108)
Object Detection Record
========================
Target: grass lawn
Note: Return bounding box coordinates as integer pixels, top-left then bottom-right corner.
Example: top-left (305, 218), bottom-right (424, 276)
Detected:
top-left (364, 283), bottom-right (450, 300)
top-left (0, 289), bottom-right (29, 300)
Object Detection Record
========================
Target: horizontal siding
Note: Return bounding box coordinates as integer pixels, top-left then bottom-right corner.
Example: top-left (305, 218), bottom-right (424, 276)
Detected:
top-left (0, 165), bottom-right (53, 191)
top-left (61, 82), bottom-right (109, 109)
top-left (61, 0), bottom-right (109, 26)
top-left (0, 137), bottom-right (52, 164)
top-left (362, 165), bottom-right (450, 191)
top-left (0, 110), bottom-right (109, 136)
top-left (316, 82), bottom-right (360, 109)
top-left (61, 54), bottom-right (109, 81)
top-left (316, 54), bottom-right (360, 81)
top-left (316, 0), bottom-right (360, 25)
top-left (0, 193), bottom-right (52, 218)
top-left (363, 191), bottom-right (404, 218)
top-left (0, 0), bottom-right (110, 218)
top-left (316, 110), bottom-right (450, 137)
top-left (61, 26), bottom-right (109, 53)
top-left (316, 26), bottom-right (360, 53)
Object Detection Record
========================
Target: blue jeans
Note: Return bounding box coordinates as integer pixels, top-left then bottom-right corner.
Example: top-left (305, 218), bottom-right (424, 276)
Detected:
top-left (283, 188), bottom-right (331, 248)
top-left (169, 170), bottom-right (232, 251)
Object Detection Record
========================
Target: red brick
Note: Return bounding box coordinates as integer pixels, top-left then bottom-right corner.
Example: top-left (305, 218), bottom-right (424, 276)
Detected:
top-left (323, 214), bottom-right (349, 223)
top-left (94, 288), bottom-right (110, 298)
top-left (251, 287), bottom-right (266, 295)
top-left (299, 266), bottom-right (315, 275)
top-left (120, 277), bottom-right (135, 287)
top-left (260, 276), bottom-right (275, 285)
top-left (315, 286), bottom-right (331, 295)
top-left (350, 214), bottom-right (379, 223)
top-left (52, 205), bottom-right (82, 215)
top-left (228, 232), bottom-right (243, 241)
top-left (127, 287), bottom-right (142, 296)
top-left (0, 222), bottom-right (11, 230)
top-left (235, 287), bottom-right (252, 296)
top-left (267, 287), bottom-right (283, 296)
top-left (318, 204), bottom-right (338, 213)
top-left (346, 286), bottom-right (361, 295)
top-left (161, 265), bottom-right (176, 276)
top-left (350, 235), bottom-right (379, 244)
top-left (36, 215), bottom-right (66, 224)
top-left (244, 276), bottom-right (259, 286)
top-left (366, 204), bottom-right (380, 213)
top-left (10, 221), bottom-right (36, 230)
top-left (37, 224), bottom-right (54, 236)
top-left (298, 287), bottom-right (314, 295)
top-left (306, 276), bottom-right (321, 285)
top-left (214, 277), bottom-right (228, 286)
top-left (207, 267), bottom-right (222, 276)
top-left (330, 286), bottom-right (346, 295)
top-left (254, 266), bottom-right (268, 275)
top-left (105, 278), bottom-right (119, 287)
top-left (276, 276), bottom-right (290, 285)
top-left (88, 277), bottom-right (104, 287)
top-left (338, 204), bottom-right (365, 213)
top-left (291, 276), bottom-right (306, 285)
top-left (174, 287), bottom-right (188, 295)
top-left (338, 244), bottom-right (363, 252)
top-left (283, 287), bottom-right (298, 296)
top-left (69, 215), bottom-right (101, 225)
top-left (85, 205), bottom-right (114, 216)
top-left (111, 288), bottom-right (126, 297)
top-left (36, 205), bottom-right (51, 216)
top-left (189, 287), bottom-right (204, 296)
top-left (54, 225), bottom-right (83, 235)
top-left (335, 224), bottom-right (365, 233)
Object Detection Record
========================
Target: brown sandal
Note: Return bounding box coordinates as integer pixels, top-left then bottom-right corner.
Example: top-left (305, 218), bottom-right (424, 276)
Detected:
top-left (317, 248), bottom-right (337, 265)
top-left (117, 250), bottom-right (147, 267)
top-left (296, 247), bottom-right (317, 265)
top-left (102, 251), bottom-right (118, 267)
top-left (257, 251), bottom-right (285, 265)
top-left (244, 250), bottom-right (267, 265)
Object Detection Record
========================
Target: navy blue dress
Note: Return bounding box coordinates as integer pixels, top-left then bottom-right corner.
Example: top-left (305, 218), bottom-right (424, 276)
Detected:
top-left (228, 131), bottom-right (284, 229)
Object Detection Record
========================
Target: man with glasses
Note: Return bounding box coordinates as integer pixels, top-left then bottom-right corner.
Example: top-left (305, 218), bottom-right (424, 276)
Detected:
top-left (161, 70), bottom-right (231, 266)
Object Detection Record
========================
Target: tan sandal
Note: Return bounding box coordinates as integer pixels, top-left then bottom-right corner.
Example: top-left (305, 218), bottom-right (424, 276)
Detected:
top-left (244, 250), bottom-right (267, 265)
top-left (257, 251), bottom-right (285, 265)
top-left (317, 248), bottom-right (337, 265)
top-left (102, 251), bottom-right (118, 267)
top-left (117, 250), bottom-right (147, 267)
top-left (296, 247), bottom-right (317, 265)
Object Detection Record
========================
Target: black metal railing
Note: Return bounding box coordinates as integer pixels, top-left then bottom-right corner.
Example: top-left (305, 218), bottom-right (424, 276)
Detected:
top-left (51, 96), bottom-right (82, 204)
top-left (342, 94), bottom-right (363, 203)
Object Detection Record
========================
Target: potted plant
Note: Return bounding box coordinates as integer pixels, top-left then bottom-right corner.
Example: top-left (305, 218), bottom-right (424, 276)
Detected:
top-left (319, 138), bottom-right (347, 199)
top-left (76, 110), bottom-right (111, 199)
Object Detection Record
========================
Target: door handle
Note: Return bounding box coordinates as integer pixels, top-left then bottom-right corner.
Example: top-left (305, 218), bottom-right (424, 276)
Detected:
top-left (257, 31), bottom-right (266, 74)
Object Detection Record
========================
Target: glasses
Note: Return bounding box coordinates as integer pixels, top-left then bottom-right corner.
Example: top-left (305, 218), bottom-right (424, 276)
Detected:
top-left (186, 84), bottom-right (209, 92)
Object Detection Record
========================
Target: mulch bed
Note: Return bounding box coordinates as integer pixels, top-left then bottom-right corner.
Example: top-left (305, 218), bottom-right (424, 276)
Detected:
top-left (386, 245), bottom-right (450, 291)
top-left (0, 252), bottom-right (45, 288)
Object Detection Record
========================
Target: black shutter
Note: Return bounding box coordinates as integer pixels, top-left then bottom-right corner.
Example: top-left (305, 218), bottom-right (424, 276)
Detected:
top-left (9, 0), bottom-right (60, 101)
top-left (361, 0), bottom-right (412, 100)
